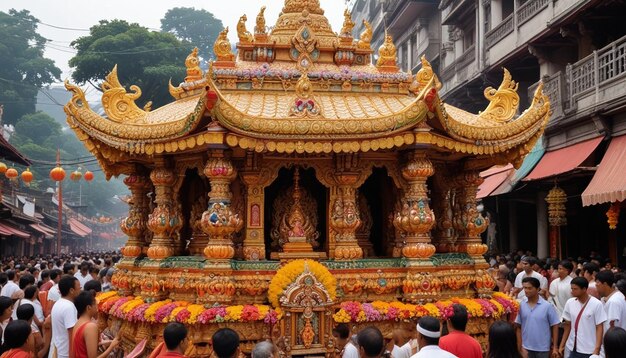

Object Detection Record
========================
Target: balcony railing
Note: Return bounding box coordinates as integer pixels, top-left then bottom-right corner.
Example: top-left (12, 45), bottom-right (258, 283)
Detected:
top-left (528, 34), bottom-right (626, 122)
top-left (516, 0), bottom-right (550, 27)
top-left (485, 14), bottom-right (513, 49)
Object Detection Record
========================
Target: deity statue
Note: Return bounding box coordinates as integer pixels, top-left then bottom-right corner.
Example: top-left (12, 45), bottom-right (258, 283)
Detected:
top-left (376, 31), bottom-right (397, 67)
top-left (213, 27), bottom-right (234, 62)
top-left (357, 20), bottom-right (372, 50)
top-left (237, 14), bottom-right (254, 44)
top-left (340, 9), bottom-right (355, 37)
top-left (255, 6), bottom-right (267, 35)
top-left (184, 47), bottom-right (203, 83)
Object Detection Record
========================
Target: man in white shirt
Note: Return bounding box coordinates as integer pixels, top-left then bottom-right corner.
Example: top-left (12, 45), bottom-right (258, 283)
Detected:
top-left (356, 326), bottom-right (386, 358)
top-left (410, 317), bottom-right (457, 358)
top-left (596, 270), bottom-right (626, 330)
top-left (559, 277), bottom-right (606, 358)
top-left (332, 323), bottom-right (359, 358)
top-left (0, 270), bottom-right (19, 298)
top-left (391, 327), bottom-right (417, 358)
top-left (49, 275), bottom-right (80, 358)
top-left (513, 257), bottom-right (547, 299)
top-left (549, 260), bottom-right (574, 318)
top-left (74, 262), bottom-right (91, 289)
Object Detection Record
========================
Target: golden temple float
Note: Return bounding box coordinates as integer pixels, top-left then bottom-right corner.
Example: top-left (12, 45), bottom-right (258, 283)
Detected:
top-left (64, 0), bottom-right (549, 356)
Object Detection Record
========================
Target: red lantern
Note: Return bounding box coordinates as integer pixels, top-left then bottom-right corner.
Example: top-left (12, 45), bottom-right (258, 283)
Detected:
top-left (84, 171), bottom-right (94, 182)
top-left (21, 168), bottom-right (33, 185)
top-left (70, 169), bottom-right (82, 182)
top-left (5, 167), bottom-right (18, 180)
top-left (0, 162), bottom-right (7, 174)
top-left (50, 166), bottom-right (65, 181)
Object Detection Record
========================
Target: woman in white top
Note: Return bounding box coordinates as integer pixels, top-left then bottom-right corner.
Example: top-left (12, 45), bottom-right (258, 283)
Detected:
top-left (0, 296), bottom-right (14, 345)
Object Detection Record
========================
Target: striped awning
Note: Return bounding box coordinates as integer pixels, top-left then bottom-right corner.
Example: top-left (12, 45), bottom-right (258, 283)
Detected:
top-left (582, 135), bottom-right (626, 206)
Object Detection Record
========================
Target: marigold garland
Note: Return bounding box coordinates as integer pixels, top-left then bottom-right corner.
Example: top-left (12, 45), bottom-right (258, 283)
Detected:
top-left (267, 259), bottom-right (336, 308)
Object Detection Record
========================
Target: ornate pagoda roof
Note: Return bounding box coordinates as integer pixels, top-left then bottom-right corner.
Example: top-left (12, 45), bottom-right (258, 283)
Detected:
top-left (64, 0), bottom-right (550, 178)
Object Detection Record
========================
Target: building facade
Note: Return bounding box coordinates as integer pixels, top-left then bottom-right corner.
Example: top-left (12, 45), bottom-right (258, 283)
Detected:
top-left (351, 0), bottom-right (626, 265)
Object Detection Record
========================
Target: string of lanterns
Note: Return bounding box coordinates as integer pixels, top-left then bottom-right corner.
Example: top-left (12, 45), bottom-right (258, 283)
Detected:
top-left (0, 160), bottom-right (94, 186)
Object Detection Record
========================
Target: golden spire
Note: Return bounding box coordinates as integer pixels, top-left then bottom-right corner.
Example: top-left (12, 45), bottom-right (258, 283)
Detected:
top-left (184, 47), bottom-right (203, 83)
top-left (281, 0), bottom-right (324, 15)
top-left (237, 14), bottom-right (254, 44)
top-left (357, 20), bottom-right (372, 50)
top-left (287, 167), bottom-right (307, 238)
top-left (213, 27), bottom-right (235, 62)
top-left (340, 8), bottom-right (355, 37)
top-left (376, 30), bottom-right (397, 69)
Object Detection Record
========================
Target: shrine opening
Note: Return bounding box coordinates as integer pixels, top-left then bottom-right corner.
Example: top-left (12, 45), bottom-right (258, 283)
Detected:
top-left (64, 0), bottom-right (550, 356)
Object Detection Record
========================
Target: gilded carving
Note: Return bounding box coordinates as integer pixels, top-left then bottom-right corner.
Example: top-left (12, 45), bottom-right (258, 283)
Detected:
top-left (184, 47), bottom-right (203, 82)
top-left (120, 173), bottom-right (151, 257)
top-left (452, 171), bottom-right (489, 259)
top-left (146, 166), bottom-right (183, 259)
top-left (101, 65), bottom-right (146, 123)
top-left (340, 9), bottom-right (355, 38)
top-left (357, 20), bottom-right (373, 50)
top-left (237, 15), bottom-right (254, 44)
top-left (376, 31), bottom-right (398, 70)
top-left (214, 27), bottom-right (235, 62)
top-left (478, 68), bottom-right (520, 123)
top-left (255, 6), bottom-right (267, 36)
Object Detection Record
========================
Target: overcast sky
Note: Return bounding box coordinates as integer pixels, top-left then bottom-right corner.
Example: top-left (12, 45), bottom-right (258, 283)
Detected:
top-left (2, 0), bottom-right (347, 83)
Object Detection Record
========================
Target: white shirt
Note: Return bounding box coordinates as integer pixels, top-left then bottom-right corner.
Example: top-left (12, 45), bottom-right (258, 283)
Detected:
top-left (74, 272), bottom-right (91, 289)
top-left (549, 275), bottom-right (573, 318)
top-left (47, 284), bottom-right (61, 302)
top-left (515, 271), bottom-right (548, 299)
top-left (10, 298), bottom-right (44, 333)
top-left (410, 345), bottom-right (458, 358)
top-left (602, 290), bottom-right (626, 331)
top-left (562, 296), bottom-right (607, 354)
top-left (49, 297), bottom-right (78, 358)
top-left (392, 341), bottom-right (413, 358)
top-left (342, 342), bottom-right (359, 358)
top-left (0, 281), bottom-right (19, 298)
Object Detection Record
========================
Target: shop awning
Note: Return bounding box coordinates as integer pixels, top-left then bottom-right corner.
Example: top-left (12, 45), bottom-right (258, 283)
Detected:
top-left (477, 164), bottom-right (514, 199)
top-left (523, 136), bottom-right (603, 181)
top-left (29, 223), bottom-right (55, 238)
top-left (582, 135), bottom-right (626, 206)
top-left (68, 218), bottom-right (92, 237)
top-left (0, 222), bottom-right (30, 238)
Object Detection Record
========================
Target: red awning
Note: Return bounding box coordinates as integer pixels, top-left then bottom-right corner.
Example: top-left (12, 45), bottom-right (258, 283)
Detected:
top-left (523, 137), bottom-right (603, 181)
top-left (29, 223), bottom-right (55, 238)
top-left (0, 222), bottom-right (30, 238)
top-left (582, 135), bottom-right (626, 206)
top-left (0, 224), bottom-right (12, 236)
top-left (68, 218), bottom-right (92, 237)
top-left (477, 164), bottom-right (514, 199)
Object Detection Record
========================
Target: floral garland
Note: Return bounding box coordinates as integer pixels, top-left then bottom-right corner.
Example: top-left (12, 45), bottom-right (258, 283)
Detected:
top-left (267, 259), bottom-right (336, 308)
top-left (97, 292), bottom-right (281, 325)
top-left (333, 293), bottom-right (519, 323)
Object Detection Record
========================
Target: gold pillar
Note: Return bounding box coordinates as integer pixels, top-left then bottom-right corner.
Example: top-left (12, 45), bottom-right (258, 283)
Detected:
top-left (453, 171), bottom-right (489, 260)
top-left (201, 155), bottom-right (243, 260)
top-left (120, 174), bottom-right (150, 257)
top-left (146, 166), bottom-right (183, 259)
top-left (240, 171), bottom-right (266, 260)
top-left (432, 167), bottom-right (456, 252)
top-left (393, 152), bottom-right (436, 260)
top-left (331, 173), bottom-right (363, 260)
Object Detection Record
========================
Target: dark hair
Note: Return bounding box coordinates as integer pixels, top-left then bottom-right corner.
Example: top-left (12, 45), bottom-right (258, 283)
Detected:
top-left (357, 326), bottom-right (384, 358)
top-left (487, 321), bottom-right (521, 358)
top-left (596, 270), bottom-right (616, 286)
top-left (571, 276), bottom-right (589, 290)
top-left (559, 260), bottom-right (574, 273)
top-left (616, 279), bottom-right (626, 298)
top-left (80, 262), bottom-right (90, 271)
top-left (0, 297), bottom-right (13, 317)
top-left (74, 291), bottom-right (95, 317)
top-left (418, 316), bottom-right (440, 346)
top-left (522, 256), bottom-right (537, 266)
top-left (6, 270), bottom-right (16, 281)
top-left (16, 303), bottom-right (34, 321)
top-left (212, 328), bottom-right (240, 358)
top-left (164, 322), bottom-right (188, 350)
top-left (604, 326), bottom-right (626, 358)
top-left (522, 277), bottom-right (540, 289)
top-left (50, 269), bottom-right (61, 281)
top-left (332, 323), bottom-right (350, 339)
top-left (62, 263), bottom-right (75, 274)
top-left (18, 274), bottom-right (34, 290)
top-left (583, 262), bottom-right (599, 275)
top-left (1, 320), bottom-right (31, 351)
top-left (23, 285), bottom-right (37, 300)
top-left (58, 275), bottom-right (78, 296)
top-left (84, 280), bottom-right (102, 293)
top-left (449, 304), bottom-right (468, 331)
top-left (0, 273), bottom-right (7, 286)
top-left (41, 270), bottom-right (50, 280)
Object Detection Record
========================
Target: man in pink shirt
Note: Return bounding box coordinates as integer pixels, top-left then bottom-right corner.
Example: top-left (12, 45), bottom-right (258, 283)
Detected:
top-left (439, 304), bottom-right (483, 358)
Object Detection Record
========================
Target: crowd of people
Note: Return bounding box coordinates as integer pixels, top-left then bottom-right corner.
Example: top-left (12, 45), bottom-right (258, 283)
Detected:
top-left (1, 251), bottom-right (626, 358)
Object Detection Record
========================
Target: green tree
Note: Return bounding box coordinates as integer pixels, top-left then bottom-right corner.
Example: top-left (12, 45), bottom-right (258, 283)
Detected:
top-left (160, 7), bottom-right (224, 61)
top-left (0, 10), bottom-right (61, 123)
top-left (69, 20), bottom-right (190, 109)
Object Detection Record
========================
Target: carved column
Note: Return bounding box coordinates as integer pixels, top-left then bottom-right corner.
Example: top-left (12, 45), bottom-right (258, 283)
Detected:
top-left (355, 191), bottom-right (374, 257)
top-left (331, 173), bottom-right (363, 260)
top-left (452, 171), bottom-right (489, 261)
top-left (393, 152), bottom-right (436, 260)
top-left (240, 171), bottom-right (266, 260)
top-left (120, 174), bottom-right (151, 257)
top-left (146, 166), bottom-right (183, 259)
top-left (431, 167), bottom-right (456, 253)
top-left (200, 154), bottom-right (243, 260)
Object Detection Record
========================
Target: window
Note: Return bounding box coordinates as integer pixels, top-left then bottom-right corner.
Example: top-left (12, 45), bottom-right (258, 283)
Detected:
top-left (411, 35), bottom-right (418, 70)
top-left (401, 43), bottom-right (408, 71)
top-left (502, 0), bottom-right (514, 19)
top-left (464, 26), bottom-right (475, 50)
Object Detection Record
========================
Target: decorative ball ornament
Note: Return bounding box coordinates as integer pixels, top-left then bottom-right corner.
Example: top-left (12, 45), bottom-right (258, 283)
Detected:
top-left (5, 167), bottom-right (18, 180)
top-left (49, 166), bottom-right (65, 181)
top-left (0, 162), bottom-right (7, 174)
top-left (84, 171), bottom-right (94, 182)
top-left (70, 169), bottom-right (82, 182)
top-left (21, 168), bottom-right (33, 185)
